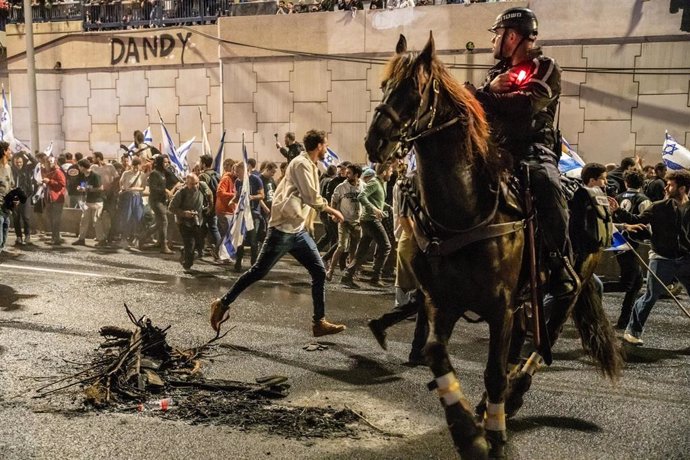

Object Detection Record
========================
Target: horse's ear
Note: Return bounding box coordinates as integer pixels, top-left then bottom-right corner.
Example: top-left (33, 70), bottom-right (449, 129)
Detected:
top-left (396, 34), bottom-right (407, 54)
top-left (418, 31), bottom-right (435, 69)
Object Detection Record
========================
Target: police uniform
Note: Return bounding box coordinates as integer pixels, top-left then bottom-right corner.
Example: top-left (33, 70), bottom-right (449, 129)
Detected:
top-left (474, 8), bottom-right (573, 294)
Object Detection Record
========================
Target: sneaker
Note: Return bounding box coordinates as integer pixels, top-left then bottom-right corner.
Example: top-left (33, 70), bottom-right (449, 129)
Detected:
top-left (160, 246), bottom-right (173, 254)
top-left (340, 276), bottom-right (359, 289)
top-left (406, 352), bottom-right (428, 367)
top-left (368, 278), bottom-right (387, 288)
top-left (368, 319), bottom-right (388, 350)
top-left (94, 240), bottom-right (108, 248)
top-left (72, 239), bottom-right (86, 246)
top-left (312, 318), bottom-right (346, 337)
top-left (623, 332), bottom-right (644, 346)
top-left (14, 237), bottom-right (23, 246)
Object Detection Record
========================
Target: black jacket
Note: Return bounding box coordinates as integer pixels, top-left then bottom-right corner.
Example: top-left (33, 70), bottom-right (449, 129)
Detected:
top-left (475, 49), bottom-right (561, 164)
top-left (644, 177), bottom-right (666, 202)
top-left (606, 167), bottom-right (627, 196)
top-left (614, 198), bottom-right (690, 259)
top-left (279, 142), bottom-right (304, 163)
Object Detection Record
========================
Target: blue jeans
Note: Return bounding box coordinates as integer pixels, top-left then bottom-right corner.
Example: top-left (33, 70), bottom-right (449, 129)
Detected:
top-left (626, 257), bottom-right (690, 338)
top-left (0, 212), bottom-right (9, 252)
top-left (221, 228), bottom-right (327, 322)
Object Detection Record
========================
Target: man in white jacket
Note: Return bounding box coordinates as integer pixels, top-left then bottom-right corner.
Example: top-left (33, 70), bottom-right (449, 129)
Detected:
top-left (211, 130), bottom-right (347, 337)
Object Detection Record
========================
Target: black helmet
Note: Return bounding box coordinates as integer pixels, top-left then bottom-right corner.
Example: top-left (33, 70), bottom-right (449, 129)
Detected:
top-left (490, 7), bottom-right (538, 40)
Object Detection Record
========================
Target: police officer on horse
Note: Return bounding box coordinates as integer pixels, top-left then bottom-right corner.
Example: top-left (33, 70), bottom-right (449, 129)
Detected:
top-left (466, 7), bottom-right (578, 299)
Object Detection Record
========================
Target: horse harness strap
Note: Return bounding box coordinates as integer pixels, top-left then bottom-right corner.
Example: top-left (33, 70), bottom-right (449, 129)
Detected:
top-left (400, 179), bottom-right (525, 256)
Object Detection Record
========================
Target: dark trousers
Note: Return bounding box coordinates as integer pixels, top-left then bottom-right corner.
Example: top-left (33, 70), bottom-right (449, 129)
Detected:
top-left (12, 200), bottom-right (32, 239)
top-left (235, 215), bottom-right (261, 269)
top-left (199, 214), bottom-right (221, 252)
top-left (344, 219), bottom-right (391, 280)
top-left (616, 249), bottom-right (643, 326)
top-left (526, 160), bottom-right (570, 256)
top-left (376, 289), bottom-right (429, 358)
top-left (317, 211), bottom-right (338, 250)
top-left (179, 223), bottom-right (201, 268)
top-left (46, 202), bottom-right (64, 243)
top-left (221, 228), bottom-right (327, 322)
top-left (146, 200), bottom-right (168, 244)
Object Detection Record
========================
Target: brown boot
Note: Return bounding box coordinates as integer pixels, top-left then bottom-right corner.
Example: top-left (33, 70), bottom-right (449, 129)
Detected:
top-left (312, 318), bottom-right (346, 337)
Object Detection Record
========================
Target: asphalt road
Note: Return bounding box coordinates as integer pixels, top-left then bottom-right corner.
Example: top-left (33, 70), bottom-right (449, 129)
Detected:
top-left (0, 236), bottom-right (688, 460)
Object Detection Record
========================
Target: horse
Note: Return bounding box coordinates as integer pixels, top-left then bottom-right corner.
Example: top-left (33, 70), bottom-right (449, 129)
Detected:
top-left (365, 33), bottom-right (622, 459)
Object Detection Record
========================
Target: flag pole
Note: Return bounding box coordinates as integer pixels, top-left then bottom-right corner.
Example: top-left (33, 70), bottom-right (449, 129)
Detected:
top-left (23, 0), bottom-right (40, 150)
top-left (619, 233), bottom-right (690, 320)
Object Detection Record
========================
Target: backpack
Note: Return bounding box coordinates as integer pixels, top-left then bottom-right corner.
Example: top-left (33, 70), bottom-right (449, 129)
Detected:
top-left (570, 185), bottom-right (613, 254)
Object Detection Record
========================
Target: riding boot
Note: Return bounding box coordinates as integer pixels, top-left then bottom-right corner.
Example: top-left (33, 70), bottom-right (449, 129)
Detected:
top-left (548, 253), bottom-right (579, 299)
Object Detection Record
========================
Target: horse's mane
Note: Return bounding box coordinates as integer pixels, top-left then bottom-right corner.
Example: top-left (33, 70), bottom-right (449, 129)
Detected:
top-left (381, 52), bottom-right (496, 171)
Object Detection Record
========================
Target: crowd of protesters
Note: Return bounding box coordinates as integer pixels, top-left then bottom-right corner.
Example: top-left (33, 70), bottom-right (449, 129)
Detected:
top-left (0, 131), bottom-right (686, 351)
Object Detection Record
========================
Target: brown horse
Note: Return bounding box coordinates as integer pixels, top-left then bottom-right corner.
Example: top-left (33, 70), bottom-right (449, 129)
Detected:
top-left (365, 33), bottom-right (622, 459)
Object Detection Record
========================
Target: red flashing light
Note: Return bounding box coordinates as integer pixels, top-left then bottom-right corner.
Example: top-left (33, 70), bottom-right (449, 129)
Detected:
top-left (516, 70), bottom-right (527, 84)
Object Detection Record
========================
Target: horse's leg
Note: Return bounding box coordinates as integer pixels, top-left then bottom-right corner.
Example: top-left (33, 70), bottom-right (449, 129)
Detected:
top-left (482, 307), bottom-right (514, 459)
top-left (424, 294), bottom-right (489, 460)
top-left (476, 307), bottom-right (525, 420)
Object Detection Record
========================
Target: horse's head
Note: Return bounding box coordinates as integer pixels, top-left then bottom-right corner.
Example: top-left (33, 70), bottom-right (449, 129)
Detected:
top-left (365, 33), bottom-right (437, 165)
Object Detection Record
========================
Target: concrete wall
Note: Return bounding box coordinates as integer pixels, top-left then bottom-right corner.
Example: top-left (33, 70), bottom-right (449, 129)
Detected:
top-left (4, 0), bottom-right (690, 167)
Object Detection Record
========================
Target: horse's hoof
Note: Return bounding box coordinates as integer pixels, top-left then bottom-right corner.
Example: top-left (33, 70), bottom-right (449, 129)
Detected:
top-left (486, 429), bottom-right (507, 459)
top-left (456, 435), bottom-right (489, 460)
top-left (506, 371), bottom-right (532, 419)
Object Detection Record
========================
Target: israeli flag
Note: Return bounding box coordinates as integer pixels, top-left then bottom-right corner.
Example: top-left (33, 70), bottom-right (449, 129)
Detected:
top-left (176, 137), bottom-right (196, 175)
top-left (32, 160), bottom-right (45, 205)
top-left (127, 127), bottom-right (152, 154)
top-left (199, 107), bottom-right (213, 158)
top-left (158, 112), bottom-right (186, 178)
top-left (0, 85), bottom-right (12, 142)
top-left (219, 140), bottom-right (255, 262)
top-left (606, 229), bottom-right (632, 252)
top-left (213, 130), bottom-right (227, 175)
top-left (405, 147), bottom-right (417, 177)
top-left (662, 131), bottom-right (690, 171)
top-left (558, 137), bottom-right (585, 178)
top-left (44, 141), bottom-right (54, 158)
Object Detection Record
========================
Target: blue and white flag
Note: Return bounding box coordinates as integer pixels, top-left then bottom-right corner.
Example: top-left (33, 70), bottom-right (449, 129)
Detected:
top-left (0, 85), bottom-right (12, 142)
top-left (127, 127), bottom-right (152, 155)
top-left (606, 229), bottom-right (632, 252)
top-left (177, 137), bottom-right (196, 174)
top-left (322, 147), bottom-right (340, 169)
top-left (199, 107), bottom-right (212, 159)
top-left (405, 147), bottom-right (417, 177)
top-left (32, 160), bottom-right (45, 205)
top-left (158, 112), bottom-right (186, 178)
top-left (43, 141), bottom-right (54, 158)
top-left (558, 137), bottom-right (585, 178)
top-left (219, 140), bottom-right (255, 262)
top-left (662, 131), bottom-right (690, 170)
top-left (213, 130), bottom-right (227, 175)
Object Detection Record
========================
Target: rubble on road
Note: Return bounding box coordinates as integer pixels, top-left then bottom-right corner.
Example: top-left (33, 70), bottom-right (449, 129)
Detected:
top-left (33, 304), bottom-right (362, 439)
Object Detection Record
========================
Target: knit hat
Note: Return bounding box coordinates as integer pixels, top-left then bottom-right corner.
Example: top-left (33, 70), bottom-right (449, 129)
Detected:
top-left (361, 168), bottom-right (376, 179)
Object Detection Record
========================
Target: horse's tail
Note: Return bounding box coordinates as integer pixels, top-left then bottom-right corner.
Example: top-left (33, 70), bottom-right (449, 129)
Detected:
top-left (572, 274), bottom-right (624, 382)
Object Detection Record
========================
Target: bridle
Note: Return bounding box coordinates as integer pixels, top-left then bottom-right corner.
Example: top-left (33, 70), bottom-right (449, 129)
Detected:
top-left (374, 71), bottom-right (463, 155)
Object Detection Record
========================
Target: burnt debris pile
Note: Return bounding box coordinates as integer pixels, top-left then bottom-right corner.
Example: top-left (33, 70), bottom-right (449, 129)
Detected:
top-left (34, 304), bottom-right (361, 439)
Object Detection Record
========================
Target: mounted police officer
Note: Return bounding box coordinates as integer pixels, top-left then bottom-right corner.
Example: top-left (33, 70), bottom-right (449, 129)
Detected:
top-left (466, 7), bottom-right (578, 298)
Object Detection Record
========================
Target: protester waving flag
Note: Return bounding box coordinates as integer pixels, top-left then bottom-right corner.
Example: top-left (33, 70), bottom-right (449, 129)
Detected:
top-left (219, 136), bottom-right (255, 261)
top-left (662, 131), bottom-right (690, 170)
top-left (558, 137), bottom-right (585, 178)
top-left (127, 127), bottom-right (152, 155)
top-left (158, 111), bottom-right (187, 177)
top-left (44, 140), bottom-right (54, 158)
top-left (213, 130), bottom-right (227, 175)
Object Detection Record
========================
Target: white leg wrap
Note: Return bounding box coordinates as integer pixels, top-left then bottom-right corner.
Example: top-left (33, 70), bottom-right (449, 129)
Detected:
top-left (435, 372), bottom-right (466, 406)
top-left (522, 352), bottom-right (543, 376)
top-left (484, 402), bottom-right (506, 431)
